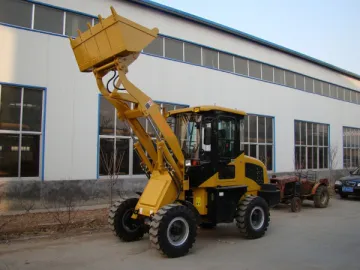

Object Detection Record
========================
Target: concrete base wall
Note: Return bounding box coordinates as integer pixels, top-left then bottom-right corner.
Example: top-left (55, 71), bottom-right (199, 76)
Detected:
top-left (0, 169), bottom-right (351, 213)
top-left (0, 177), bottom-right (148, 213)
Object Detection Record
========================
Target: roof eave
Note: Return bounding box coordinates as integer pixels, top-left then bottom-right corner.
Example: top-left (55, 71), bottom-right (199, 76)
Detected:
top-left (128, 0), bottom-right (360, 81)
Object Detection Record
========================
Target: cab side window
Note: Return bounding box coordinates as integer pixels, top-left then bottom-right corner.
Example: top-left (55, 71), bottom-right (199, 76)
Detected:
top-left (218, 117), bottom-right (236, 158)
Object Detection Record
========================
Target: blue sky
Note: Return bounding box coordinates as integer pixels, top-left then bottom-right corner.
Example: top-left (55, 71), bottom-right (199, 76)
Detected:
top-left (152, 0), bottom-right (360, 75)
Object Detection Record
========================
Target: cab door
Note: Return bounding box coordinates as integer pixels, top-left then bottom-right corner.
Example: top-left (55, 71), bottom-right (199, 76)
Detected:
top-left (215, 115), bottom-right (240, 184)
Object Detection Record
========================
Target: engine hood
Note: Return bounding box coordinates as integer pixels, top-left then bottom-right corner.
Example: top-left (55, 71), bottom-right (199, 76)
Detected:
top-left (339, 175), bottom-right (360, 182)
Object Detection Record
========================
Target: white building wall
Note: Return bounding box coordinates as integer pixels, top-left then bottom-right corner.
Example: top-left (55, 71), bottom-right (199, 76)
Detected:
top-left (0, 25), bottom-right (99, 181)
top-left (43, 0), bottom-right (360, 91)
top-left (0, 0), bottom-right (359, 180)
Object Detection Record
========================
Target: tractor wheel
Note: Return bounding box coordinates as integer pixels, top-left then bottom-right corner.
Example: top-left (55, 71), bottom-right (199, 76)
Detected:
top-left (314, 185), bottom-right (330, 208)
top-left (108, 197), bottom-right (145, 242)
top-left (149, 204), bottom-right (197, 258)
top-left (290, 197), bottom-right (302, 212)
top-left (235, 195), bottom-right (270, 239)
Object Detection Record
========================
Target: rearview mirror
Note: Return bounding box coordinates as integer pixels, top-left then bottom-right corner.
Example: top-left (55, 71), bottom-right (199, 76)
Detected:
top-left (204, 127), bottom-right (211, 145)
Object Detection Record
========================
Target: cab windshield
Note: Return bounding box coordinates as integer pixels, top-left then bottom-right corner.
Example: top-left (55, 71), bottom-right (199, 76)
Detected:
top-left (171, 113), bottom-right (204, 159)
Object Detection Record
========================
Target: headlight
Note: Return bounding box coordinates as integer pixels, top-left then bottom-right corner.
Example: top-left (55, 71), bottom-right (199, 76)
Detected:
top-left (335, 180), bottom-right (342, 185)
top-left (357, 183), bottom-right (360, 187)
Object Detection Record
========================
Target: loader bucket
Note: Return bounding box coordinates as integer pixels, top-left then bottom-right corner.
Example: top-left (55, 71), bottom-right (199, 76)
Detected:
top-left (69, 6), bottom-right (159, 72)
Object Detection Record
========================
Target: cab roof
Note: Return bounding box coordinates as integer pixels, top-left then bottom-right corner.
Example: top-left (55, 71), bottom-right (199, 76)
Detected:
top-left (166, 105), bottom-right (247, 116)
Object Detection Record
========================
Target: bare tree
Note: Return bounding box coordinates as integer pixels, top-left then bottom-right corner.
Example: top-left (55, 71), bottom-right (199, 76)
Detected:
top-left (100, 147), bottom-right (125, 205)
top-left (328, 144), bottom-right (339, 185)
top-left (41, 182), bottom-right (88, 232)
top-left (293, 148), bottom-right (305, 178)
top-left (0, 188), bottom-right (15, 236)
top-left (11, 180), bottom-right (39, 213)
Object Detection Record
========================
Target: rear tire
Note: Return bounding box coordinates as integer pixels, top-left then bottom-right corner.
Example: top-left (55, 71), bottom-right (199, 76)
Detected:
top-left (108, 198), bottom-right (145, 242)
top-left (235, 195), bottom-right (270, 239)
top-left (314, 185), bottom-right (330, 208)
top-left (149, 204), bottom-right (197, 258)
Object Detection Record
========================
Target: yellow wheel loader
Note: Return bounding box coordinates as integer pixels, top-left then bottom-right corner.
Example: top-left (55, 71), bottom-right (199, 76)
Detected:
top-left (69, 7), bottom-right (280, 258)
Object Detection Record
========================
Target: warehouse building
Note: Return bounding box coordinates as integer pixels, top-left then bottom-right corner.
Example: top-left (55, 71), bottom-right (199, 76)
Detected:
top-left (0, 0), bottom-right (359, 182)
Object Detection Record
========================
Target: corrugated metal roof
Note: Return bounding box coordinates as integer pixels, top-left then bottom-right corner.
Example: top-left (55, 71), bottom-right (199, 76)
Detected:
top-left (128, 0), bottom-right (360, 81)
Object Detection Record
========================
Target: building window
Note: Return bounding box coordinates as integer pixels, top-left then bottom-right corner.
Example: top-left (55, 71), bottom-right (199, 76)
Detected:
top-left (330, 85), bottom-right (337, 98)
top-left (350, 91), bottom-right (357, 104)
top-left (164, 37), bottom-right (183, 61)
top-left (337, 87), bottom-right (345, 101)
top-left (234, 57), bottom-right (248, 76)
top-left (219, 52), bottom-right (234, 72)
top-left (261, 64), bottom-right (273, 82)
top-left (98, 96), bottom-right (189, 177)
top-left (143, 36), bottom-right (164, 56)
top-left (343, 127), bottom-right (360, 169)
top-left (274, 68), bottom-right (285, 85)
top-left (295, 74), bottom-right (305, 90)
top-left (322, 82), bottom-right (330, 97)
top-left (202, 47), bottom-right (218, 69)
top-left (65, 12), bottom-right (93, 37)
top-left (344, 89), bottom-right (351, 102)
top-left (184, 43), bottom-right (201, 65)
top-left (34, 4), bottom-right (64, 34)
top-left (0, 84), bottom-right (44, 178)
top-left (0, 0), bottom-right (33, 28)
top-left (314, 80), bottom-right (322, 95)
top-left (285, 71), bottom-right (295, 88)
top-left (294, 120), bottom-right (329, 170)
top-left (305, 77), bottom-right (314, 93)
top-left (242, 115), bottom-right (274, 171)
top-left (248, 61), bottom-right (261, 79)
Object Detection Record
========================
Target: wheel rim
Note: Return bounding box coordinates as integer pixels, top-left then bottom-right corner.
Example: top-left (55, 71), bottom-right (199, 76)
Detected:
top-left (122, 209), bottom-right (140, 232)
top-left (250, 206), bottom-right (265, 230)
top-left (166, 217), bottom-right (190, 246)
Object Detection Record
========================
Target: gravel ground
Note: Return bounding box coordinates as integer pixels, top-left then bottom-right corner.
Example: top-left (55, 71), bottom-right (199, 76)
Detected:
top-left (1, 196), bottom-right (360, 270)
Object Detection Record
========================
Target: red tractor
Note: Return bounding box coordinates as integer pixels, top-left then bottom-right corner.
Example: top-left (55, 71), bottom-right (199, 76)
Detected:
top-left (270, 171), bottom-right (330, 212)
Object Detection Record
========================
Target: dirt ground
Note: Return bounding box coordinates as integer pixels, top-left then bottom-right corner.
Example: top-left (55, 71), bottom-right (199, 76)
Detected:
top-left (0, 208), bottom-right (109, 240)
top-left (1, 196), bottom-right (360, 270)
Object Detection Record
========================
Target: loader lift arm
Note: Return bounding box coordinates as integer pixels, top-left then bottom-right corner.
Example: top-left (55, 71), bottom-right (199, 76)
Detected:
top-left (69, 7), bottom-right (185, 199)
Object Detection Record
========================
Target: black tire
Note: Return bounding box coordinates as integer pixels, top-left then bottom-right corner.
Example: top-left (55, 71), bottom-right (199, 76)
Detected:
top-left (235, 195), bottom-right (270, 239)
top-left (340, 193), bottom-right (348, 199)
top-left (290, 197), bottom-right (302, 212)
top-left (314, 185), bottom-right (330, 208)
top-left (108, 197), bottom-right (145, 242)
top-left (149, 204), bottom-right (197, 258)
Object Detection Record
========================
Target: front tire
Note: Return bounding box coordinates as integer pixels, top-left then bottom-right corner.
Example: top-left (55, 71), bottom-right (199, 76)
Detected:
top-left (290, 197), bottom-right (302, 212)
top-left (235, 195), bottom-right (270, 239)
top-left (314, 185), bottom-right (330, 208)
top-left (149, 204), bottom-right (197, 258)
top-left (108, 197), bottom-right (145, 242)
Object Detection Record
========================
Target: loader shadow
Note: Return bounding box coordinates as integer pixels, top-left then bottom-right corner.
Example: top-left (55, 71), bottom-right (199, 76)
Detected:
top-left (270, 200), bottom-right (322, 213)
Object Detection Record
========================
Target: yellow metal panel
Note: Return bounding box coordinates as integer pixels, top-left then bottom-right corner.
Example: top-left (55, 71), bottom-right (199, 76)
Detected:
top-left (193, 188), bottom-right (207, 215)
top-left (198, 153), bottom-right (268, 196)
top-left (136, 171), bottom-right (178, 217)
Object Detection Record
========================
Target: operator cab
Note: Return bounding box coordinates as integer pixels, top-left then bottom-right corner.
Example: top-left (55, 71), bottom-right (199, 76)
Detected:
top-left (166, 106), bottom-right (246, 187)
